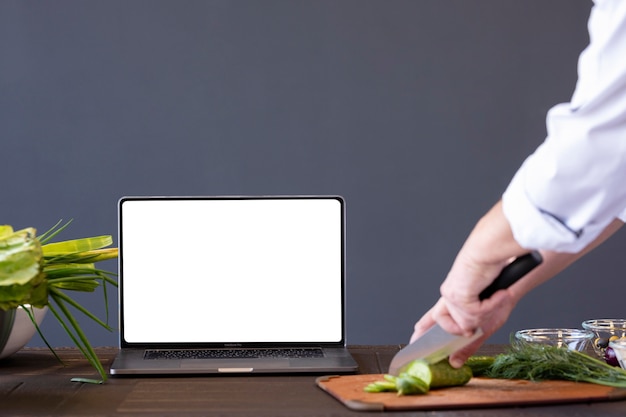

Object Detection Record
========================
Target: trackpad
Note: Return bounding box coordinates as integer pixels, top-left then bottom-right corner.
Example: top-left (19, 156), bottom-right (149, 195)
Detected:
top-left (179, 359), bottom-right (289, 369)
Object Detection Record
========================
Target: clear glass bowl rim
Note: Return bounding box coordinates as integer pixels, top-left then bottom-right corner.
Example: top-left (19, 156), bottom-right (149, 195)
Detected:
top-left (582, 319), bottom-right (626, 330)
top-left (515, 328), bottom-right (594, 342)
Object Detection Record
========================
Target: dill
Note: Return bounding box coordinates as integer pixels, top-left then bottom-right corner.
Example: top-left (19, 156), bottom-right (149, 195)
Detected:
top-left (484, 344), bottom-right (626, 388)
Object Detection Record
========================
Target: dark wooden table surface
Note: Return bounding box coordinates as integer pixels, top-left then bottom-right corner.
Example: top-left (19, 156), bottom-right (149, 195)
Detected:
top-left (2, 345), bottom-right (626, 416)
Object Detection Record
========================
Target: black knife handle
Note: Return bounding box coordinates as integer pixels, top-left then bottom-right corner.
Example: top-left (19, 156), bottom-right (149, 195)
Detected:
top-left (478, 251), bottom-right (542, 301)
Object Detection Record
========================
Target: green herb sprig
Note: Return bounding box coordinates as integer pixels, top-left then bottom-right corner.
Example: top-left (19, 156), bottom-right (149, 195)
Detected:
top-left (484, 344), bottom-right (626, 388)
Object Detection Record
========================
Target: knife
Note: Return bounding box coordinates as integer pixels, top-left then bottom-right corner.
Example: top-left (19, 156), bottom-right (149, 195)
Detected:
top-left (388, 251), bottom-right (543, 375)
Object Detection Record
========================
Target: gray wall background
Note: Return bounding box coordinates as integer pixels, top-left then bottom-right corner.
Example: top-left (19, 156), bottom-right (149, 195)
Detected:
top-left (2, 0), bottom-right (625, 349)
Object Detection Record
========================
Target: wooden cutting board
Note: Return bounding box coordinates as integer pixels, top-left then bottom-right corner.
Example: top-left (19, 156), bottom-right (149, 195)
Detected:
top-left (316, 374), bottom-right (626, 411)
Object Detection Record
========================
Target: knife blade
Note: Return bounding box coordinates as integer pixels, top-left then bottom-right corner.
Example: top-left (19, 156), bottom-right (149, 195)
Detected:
top-left (388, 251), bottom-right (542, 375)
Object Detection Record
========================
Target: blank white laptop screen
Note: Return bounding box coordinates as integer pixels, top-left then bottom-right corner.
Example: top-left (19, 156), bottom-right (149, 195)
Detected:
top-left (120, 197), bottom-right (343, 344)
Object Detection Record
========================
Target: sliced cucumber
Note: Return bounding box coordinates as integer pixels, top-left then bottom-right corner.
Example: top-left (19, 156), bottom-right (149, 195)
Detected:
top-left (364, 358), bottom-right (474, 396)
top-left (403, 358), bottom-right (473, 389)
top-left (465, 355), bottom-right (496, 376)
top-left (396, 374), bottom-right (429, 395)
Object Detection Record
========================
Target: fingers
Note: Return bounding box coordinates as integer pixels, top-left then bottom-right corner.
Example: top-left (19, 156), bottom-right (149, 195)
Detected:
top-left (409, 304), bottom-right (437, 343)
top-left (447, 290), bottom-right (517, 367)
top-left (432, 288), bottom-right (482, 337)
top-left (448, 335), bottom-right (489, 368)
top-left (410, 289), bottom-right (518, 368)
top-left (434, 309), bottom-right (473, 337)
top-left (410, 297), bottom-right (474, 344)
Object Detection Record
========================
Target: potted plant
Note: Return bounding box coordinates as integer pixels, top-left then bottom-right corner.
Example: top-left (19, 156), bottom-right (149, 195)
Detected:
top-left (0, 220), bottom-right (117, 382)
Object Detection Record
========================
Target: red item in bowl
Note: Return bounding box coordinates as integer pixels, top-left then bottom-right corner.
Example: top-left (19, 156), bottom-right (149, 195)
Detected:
top-left (605, 347), bottom-right (620, 367)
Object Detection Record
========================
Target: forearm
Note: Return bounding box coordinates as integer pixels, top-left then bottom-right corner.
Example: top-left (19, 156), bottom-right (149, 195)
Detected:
top-left (441, 201), bottom-right (527, 303)
top-left (509, 217), bottom-right (624, 302)
top-left (442, 202), bottom-right (623, 305)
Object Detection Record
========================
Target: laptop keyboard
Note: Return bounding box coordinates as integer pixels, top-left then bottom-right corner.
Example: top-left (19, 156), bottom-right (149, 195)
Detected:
top-left (144, 348), bottom-right (325, 360)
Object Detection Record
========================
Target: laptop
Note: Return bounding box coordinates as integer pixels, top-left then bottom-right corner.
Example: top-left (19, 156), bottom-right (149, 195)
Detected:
top-left (109, 195), bottom-right (358, 375)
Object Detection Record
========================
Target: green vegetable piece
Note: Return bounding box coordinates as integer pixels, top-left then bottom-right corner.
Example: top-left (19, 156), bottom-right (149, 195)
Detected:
top-left (466, 355), bottom-right (496, 376)
top-left (70, 377), bottom-right (103, 384)
top-left (0, 227), bottom-right (42, 286)
top-left (396, 373), bottom-right (429, 395)
top-left (404, 358), bottom-right (472, 389)
top-left (364, 380), bottom-right (397, 393)
top-left (364, 358), bottom-right (474, 396)
top-left (0, 226), bottom-right (47, 309)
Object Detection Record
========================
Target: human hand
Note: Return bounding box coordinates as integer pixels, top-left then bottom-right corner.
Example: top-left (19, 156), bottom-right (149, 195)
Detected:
top-left (410, 288), bottom-right (518, 368)
top-left (409, 200), bottom-right (529, 366)
top-left (410, 246), bottom-right (523, 368)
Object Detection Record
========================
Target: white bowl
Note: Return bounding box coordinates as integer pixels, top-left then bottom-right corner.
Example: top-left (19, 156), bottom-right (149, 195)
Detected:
top-left (0, 305), bottom-right (48, 359)
top-left (582, 319), bottom-right (626, 358)
top-left (609, 338), bottom-right (626, 370)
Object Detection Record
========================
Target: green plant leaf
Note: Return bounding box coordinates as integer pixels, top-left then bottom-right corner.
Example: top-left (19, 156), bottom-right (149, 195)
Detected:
top-left (42, 236), bottom-right (113, 256)
top-left (22, 305), bottom-right (62, 364)
top-left (0, 227), bottom-right (43, 286)
top-left (49, 287), bottom-right (112, 331)
top-left (37, 219), bottom-right (72, 244)
top-left (48, 294), bottom-right (108, 381)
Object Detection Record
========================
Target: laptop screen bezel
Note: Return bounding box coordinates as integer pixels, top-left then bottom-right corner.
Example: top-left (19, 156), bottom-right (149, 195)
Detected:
top-left (117, 195), bottom-right (348, 349)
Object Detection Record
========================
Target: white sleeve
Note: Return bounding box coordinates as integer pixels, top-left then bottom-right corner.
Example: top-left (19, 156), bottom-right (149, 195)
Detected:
top-left (619, 207), bottom-right (626, 223)
top-left (502, 0), bottom-right (626, 253)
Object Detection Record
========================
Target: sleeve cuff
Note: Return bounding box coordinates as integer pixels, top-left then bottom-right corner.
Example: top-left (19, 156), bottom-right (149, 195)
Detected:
top-left (502, 165), bottom-right (612, 253)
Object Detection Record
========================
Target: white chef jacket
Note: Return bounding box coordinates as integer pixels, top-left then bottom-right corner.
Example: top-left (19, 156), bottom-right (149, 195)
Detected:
top-left (502, 0), bottom-right (626, 253)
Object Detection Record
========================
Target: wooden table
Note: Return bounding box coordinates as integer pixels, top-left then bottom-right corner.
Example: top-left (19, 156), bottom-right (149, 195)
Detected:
top-left (2, 345), bottom-right (626, 416)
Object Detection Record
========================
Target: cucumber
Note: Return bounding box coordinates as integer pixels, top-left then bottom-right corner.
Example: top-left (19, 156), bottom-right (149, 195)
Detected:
top-left (465, 355), bottom-right (496, 376)
top-left (396, 374), bottom-right (429, 395)
top-left (403, 358), bottom-right (473, 389)
top-left (364, 358), bottom-right (474, 395)
top-left (364, 379), bottom-right (397, 393)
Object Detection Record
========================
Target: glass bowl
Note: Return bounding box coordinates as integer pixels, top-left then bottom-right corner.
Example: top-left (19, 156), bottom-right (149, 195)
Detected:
top-left (514, 328), bottom-right (594, 352)
top-left (582, 319), bottom-right (626, 358)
